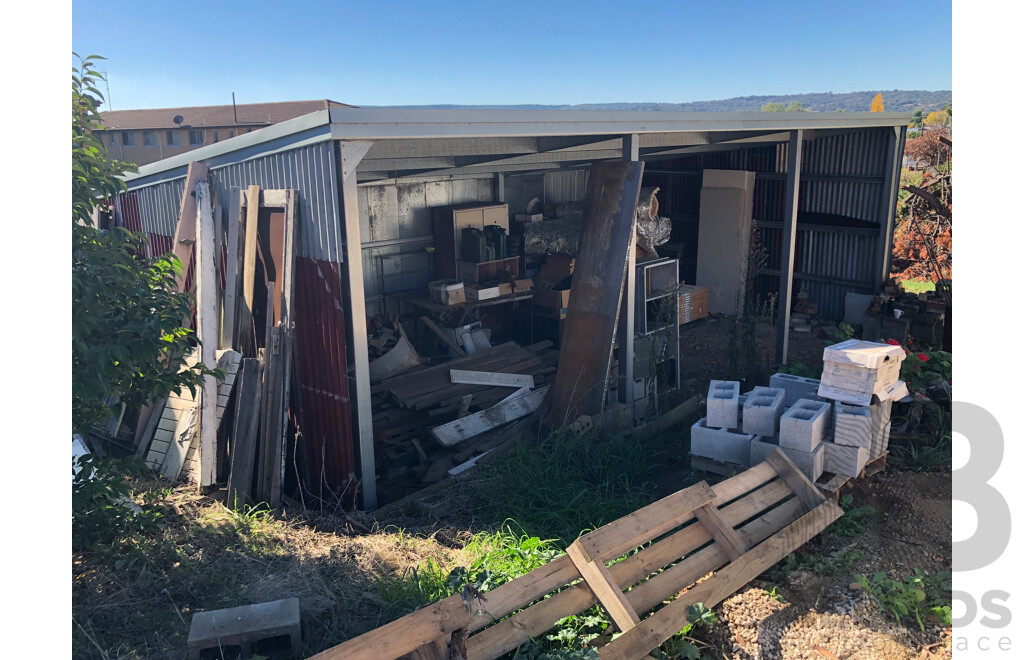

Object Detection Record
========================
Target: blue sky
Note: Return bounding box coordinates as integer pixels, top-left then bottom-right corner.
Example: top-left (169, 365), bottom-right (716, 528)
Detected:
top-left (72, 0), bottom-right (951, 110)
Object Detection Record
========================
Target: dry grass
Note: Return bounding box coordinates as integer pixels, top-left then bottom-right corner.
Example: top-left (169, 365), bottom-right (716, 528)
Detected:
top-left (71, 480), bottom-right (478, 660)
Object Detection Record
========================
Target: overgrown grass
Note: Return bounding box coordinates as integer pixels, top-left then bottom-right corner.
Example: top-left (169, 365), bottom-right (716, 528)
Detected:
top-left (468, 427), bottom-right (658, 547)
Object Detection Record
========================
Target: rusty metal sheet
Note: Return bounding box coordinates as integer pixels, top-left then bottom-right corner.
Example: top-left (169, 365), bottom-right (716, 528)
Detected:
top-left (544, 160), bottom-right (644, 427)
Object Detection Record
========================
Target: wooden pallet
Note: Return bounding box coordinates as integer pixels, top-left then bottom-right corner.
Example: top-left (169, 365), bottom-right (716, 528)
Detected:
top-left (815, 452), bottom-right (888, 501)
top-left (310, 449), bottom-right (842, 660)
top-left (689, 454), bottom-right (747, 477)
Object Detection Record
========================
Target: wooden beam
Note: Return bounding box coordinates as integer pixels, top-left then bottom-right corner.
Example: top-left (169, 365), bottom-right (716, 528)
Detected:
top-left (431, 387), bottom-right (549, 447)
top-left (449, 370), bottom-right (534, 388)
top-left (566, 541), bottom-right (640, 632)
top-left (420, 316), bottom-right (466, 356)
top-left (693, 503), bottom-right (748, 560)
top-left (196, 181), bottom-right (219, 487)
top-left (227, 358), bottom-right (262, 508)
top-left (240, 185), bottom-right (261, 352)
top-left (171, 162), bottom-right (209, 292)
top-left (222, 186), bottom-right (242, 349)
top-left (764, 449), bottom-right (826, 509)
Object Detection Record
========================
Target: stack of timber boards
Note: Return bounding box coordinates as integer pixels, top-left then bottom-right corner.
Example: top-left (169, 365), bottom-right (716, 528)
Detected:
top-left (370, 341), bottom-right (558, 500)
top-left (309, 449), bottom-right (842, 660)
top-left (145, 350), bottom-right (242, 481)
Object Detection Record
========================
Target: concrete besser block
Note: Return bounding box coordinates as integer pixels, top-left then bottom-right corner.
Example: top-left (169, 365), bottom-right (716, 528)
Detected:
top-left (833, 402), bottom-right (873, 449)
top-left (750, 436), bottom-right (825, 482)
top-left (770, 372), bottom-right (823, 407)
top-left (707, 380), bottom-right (740, 429)
top-left (188, 597), bottom-right (301, 660)
top-left (691, 417), bottom-right (754, 466)
top-left (779, 399), bottom-right (831, 452)
top-left (873, 420), bottom-right (892, 458)
top-left (823, 440), bottom-right (868, 477)
top-left (742, 387), bottom-right (785, 437)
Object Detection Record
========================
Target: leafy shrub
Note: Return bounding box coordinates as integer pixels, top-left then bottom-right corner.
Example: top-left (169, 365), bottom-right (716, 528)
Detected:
top-left (856, 569), bottom-right (952, 630)
top-left (72, 454), bottom-right (162, 550)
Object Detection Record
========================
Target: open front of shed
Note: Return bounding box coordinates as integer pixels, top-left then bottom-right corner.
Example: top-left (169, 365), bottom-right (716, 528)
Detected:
top-left (79, 106), bottom-right (958, 659)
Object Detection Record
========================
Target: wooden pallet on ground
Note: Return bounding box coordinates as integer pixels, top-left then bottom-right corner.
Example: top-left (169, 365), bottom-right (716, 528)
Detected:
top-left (815, 451), bottom-right (888, 501)
top-left (310, 449), bottom-right (842, 660)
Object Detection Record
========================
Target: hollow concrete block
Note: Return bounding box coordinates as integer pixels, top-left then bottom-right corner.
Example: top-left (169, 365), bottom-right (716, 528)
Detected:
top-left (707, 380), bottom-right (740, 430)
top-left (779, 398), bottom-right (831, 452)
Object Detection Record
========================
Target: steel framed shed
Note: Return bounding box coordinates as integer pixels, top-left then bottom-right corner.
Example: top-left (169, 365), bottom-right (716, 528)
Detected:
top-left (123, 107), bottom-right (911, 509)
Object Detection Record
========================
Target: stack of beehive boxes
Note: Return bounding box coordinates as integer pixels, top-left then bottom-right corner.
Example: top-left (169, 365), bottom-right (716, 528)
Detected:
top-left (690, 340), bottom-right (907, 483)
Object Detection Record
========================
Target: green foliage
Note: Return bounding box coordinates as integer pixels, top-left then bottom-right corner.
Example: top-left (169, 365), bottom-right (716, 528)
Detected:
top-left (377, 526), bottom-right (561, 613)
top-left (827, 495), bottom-right (876, 537)
top-left (71, 53), bottom-right (219, 434)
top-left (856, 569), bottom-right (952, 630)
top-left (898, 347), bottom-right (951, 394)
top-left (767, 585), bottom-right (785, 602)
top-left (761, 101), bottom-right (807, 112)
top-left (888, 403), bottom-right (952, 472)
top-left (470, 428), bottom-right (655, 546)
top-left (776, 361), bottom-right (819, 378)
top-left (72, 454), bottom-right (162, 550)
top-left (830, 322), bottom-right (856, 342)
top-left (774, 547), bottom-right (866, 577)
top-left (71, 54), bottom-right (219, 551)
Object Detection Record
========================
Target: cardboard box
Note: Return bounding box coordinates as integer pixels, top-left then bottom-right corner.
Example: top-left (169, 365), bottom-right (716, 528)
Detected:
top-left (428, 280), bottom-right (466, 305)
top-left (817, 379), bottom-right (909, 407)
top-left (537, 255), bottom-right (575, 289)
top-left (534, 287), bottom-right (570, 310)
top-left (512, 278), bottom-right (534, 293)
top-left (465, 282), bottom-right (512, 300)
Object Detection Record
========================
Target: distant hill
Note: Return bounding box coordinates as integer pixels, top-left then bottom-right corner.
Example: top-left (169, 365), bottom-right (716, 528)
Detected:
top-left (380, 90), bottom-right (951, 113)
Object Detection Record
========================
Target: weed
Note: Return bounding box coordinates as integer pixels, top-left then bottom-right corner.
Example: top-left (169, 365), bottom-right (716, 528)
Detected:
top-left (776, 361), bottom-right (819, 378)
top-left (829, 322), bottom-right (856, 342)
top-left (649, 603), bottom-right (719, 660)
top-left (469, 428), bottom-right (655, 546)
top-left (827, 495), bottom-right (876, 537)
top-left (773, 547), bottom-right (866, 578)
top-left (856, 569), bottom-right (952, 630)
top-left (72, 454), bottom-right (163, 551)
top-left (814, 586), bottom-right (825, 609)
top-left (767, 585), bottom-right (786, 602)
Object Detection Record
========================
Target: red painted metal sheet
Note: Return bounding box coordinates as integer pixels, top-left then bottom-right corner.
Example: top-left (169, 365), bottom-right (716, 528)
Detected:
top-left (291, 257), bottom-right (356, 504)
top-left (118, 192), bottom-right (144, 234)
top-left (148, 233), bottom-right (173, 258)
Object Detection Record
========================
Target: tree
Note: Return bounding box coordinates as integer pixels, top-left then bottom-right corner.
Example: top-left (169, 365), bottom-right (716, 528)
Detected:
top-left (870, 93), bottom-right (885, 112)
top-left (924, 111), bottom-right (948, 128)
top-left (761, 101), bottom-right (807, 112)
top-left (72, 54), bottom-right (216, 436)
top-left (911, 110), bottom-right (924, 128)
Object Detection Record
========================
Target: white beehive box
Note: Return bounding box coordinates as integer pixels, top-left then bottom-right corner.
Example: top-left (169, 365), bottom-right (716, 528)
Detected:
top-left (820, 340), bottom-right (905, 395)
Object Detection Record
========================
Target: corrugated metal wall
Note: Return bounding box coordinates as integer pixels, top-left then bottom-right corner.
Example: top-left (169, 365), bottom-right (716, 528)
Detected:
top-left (358, 177), bottom-right (495, 315)
top-left (122, 141), bottom-right (355, 501)
top-left (648, 129), bottom-right (891, 319)
top-left (126, 142), bottom-right (342, 263)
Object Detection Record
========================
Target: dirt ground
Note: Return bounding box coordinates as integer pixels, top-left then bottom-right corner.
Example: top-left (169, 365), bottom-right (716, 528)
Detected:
top-left (705, 470), bottom-right (952, 660)
top-left (676, 315), bottom-right (832, 402)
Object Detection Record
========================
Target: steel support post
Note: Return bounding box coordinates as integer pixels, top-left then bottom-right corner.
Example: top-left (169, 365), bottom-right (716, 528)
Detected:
top-left (617, 134), bottom-right (639, 413)
top-left (775, 130), bottom-right (804, 366)
top-left (339, 140), bottom-right (376, 509)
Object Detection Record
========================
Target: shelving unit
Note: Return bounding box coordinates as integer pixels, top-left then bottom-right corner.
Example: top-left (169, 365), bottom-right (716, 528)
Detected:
top-left (633, 257), bottom-right (680, 423)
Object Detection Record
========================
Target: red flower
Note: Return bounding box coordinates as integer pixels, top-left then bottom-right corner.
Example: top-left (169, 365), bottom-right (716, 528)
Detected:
top-left (917, 352), bottom-right (929, 362)
top-left (885, 339), bottom-right (901, 346)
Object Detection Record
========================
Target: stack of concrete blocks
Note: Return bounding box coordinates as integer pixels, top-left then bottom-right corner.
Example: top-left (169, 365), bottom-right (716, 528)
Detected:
top-left (769, 373), bottom-right (823, 407)
top-left (824, 402), bottom-right (872, 477)
top-left (691, 380), bottom-right (755, 468)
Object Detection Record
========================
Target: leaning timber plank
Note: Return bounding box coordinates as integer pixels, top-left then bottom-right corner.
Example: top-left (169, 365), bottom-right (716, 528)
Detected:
top-left (240, 185), bottom-right (261, 351)
top-left (196, 182), bottom-right (219, 487)
top-left (544, 160), bottom-right (644, 425)
top-left (566, 541), bottom-right (640, 632)
top-left (421, 316), bottom-right (466, 356)
top-left (135, 398), bottom-right (166, 458)
top-left (160, 404), bottom-right (199, 480)
top-left (450, 370), bottom-right (535, 389)
top-left (693, 503), bottom-right (749, 561)
top-left (600, 500), bottom-right (843, 660)
top-left (227, 358), bottom-right (263, 508)
top-left (431, 386), bottom-right (549, 447)
top-left (766, 449), bottom-right (827, 509)
top-left (221, 187), bottom-right (241, 349)
top-left (171, 162), bottom-right (209, 293)
top-left (466, 477), bottom-right (799, 660)
top-left (180, 349), bottom-right (243, 483)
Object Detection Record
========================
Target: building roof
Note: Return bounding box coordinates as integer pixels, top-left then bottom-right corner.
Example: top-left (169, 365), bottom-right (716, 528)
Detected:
top-left (126, 108), bottom-right (914, 185)
top-left (99, 99), bottom-right (354, 130)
